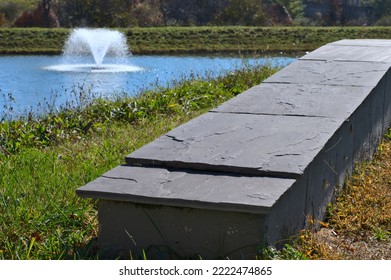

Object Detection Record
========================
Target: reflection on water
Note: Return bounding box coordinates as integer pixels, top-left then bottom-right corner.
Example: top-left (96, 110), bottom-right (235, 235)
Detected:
top-left (44, 64), bottom-right (144, 73)
top-left (0, 55), bottom-right (297, 116)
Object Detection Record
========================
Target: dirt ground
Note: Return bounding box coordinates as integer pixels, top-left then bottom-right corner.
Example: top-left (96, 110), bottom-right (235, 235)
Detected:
top-left (313, 228), bottom-right (391, 260)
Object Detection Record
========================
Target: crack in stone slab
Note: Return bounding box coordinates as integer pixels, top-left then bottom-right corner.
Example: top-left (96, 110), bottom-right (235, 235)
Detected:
top-left (274, 153), bottom-right (302, 157)
top-left (165, 135), bottom-right (185, 143)
top-left (276, 101), bottom-right (297, 110)
top-left (102, 175), bottom-right (138, 183)
top-left (246, 193), bottom-right (273, 200)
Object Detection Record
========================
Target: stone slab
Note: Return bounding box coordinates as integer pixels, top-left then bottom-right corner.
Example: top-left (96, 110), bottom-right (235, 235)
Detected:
top-left (330, 39), bottom-right (391, 47)
top-left (263, 60), bottom-right (390, 86)
top-left (77, 165), bottom-right (296, 214)
top-left (301, 44), bottom-right (391, 62)
top-left (126, 113), bottom-right (344, 178)
top-left (212, 83), bottom-right (371, 119)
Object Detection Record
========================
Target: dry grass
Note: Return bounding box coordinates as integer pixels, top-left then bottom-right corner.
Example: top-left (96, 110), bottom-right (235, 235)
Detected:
top-left (294, 129), bottom-right (391, 260)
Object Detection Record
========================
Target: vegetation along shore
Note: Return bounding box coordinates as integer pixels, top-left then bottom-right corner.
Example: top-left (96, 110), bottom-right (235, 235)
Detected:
top-left (3, 26), bottom-right (391, 55)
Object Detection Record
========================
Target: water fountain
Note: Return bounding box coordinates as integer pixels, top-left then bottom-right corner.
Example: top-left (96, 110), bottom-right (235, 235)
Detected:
top-left (46, 28), bottom-right (143, 73)
top-left (0, 30), bottom-right (294, 114)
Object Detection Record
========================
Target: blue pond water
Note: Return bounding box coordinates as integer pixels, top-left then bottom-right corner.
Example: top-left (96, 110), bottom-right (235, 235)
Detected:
top-left (0, 54), bottom-right (296, 116)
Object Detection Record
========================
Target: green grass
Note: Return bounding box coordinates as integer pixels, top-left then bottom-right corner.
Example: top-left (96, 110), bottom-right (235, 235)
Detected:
top-left (0, 63), bottom-right (277, 259)
top-left (0, 28), bottom-right (68, 54)
top-left (0, 117), bottom-right (191, 259)
top-left (3, 26), bottom-right (391, 54)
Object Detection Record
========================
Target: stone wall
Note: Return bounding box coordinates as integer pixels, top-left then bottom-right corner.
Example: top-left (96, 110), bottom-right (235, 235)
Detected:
top-left (77, 40), bottom-right (391, 259)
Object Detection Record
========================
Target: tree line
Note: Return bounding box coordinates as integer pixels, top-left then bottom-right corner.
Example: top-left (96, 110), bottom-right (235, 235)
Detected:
top-left (1, 0), bottom-right (391, 28)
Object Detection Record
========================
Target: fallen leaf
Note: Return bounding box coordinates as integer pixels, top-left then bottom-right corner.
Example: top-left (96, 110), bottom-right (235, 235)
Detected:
top-left (319, 221), bottom-right (329, 228)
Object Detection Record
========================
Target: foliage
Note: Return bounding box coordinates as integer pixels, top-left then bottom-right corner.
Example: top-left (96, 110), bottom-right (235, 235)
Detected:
top-left (4, 26), bottom-right (391, 55)
top-left (0, 1), bottom-right (27, 26)
top-left (276, 0), bottom-right (305, 20)
top-left (4, 0), bottom-right (391, 27)
top-left (366, 0), bottom-right (391, 21)
top-left (13, 1), bottom-right (59, 27)
top-left (160, 0), bottom-right (228, 26)
top-left (213, 0), bottom-right (266, 26)
top-left (0, 12), bottom-right (6, 26)
top-left (0, 27), bottom-right (68, 53)
top-left (328, 138), bottom-right (391, 242)
top-left (53, 0), bottom-right (136, 28)
top-left (375, 15), bottom-right (391, 26)
top-left (258, 244), bottom-right (307, 260)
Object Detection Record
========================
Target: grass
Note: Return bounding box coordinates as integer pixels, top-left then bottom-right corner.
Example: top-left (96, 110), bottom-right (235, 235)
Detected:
top-left (0, 116), bottom-right (192, 259)
top-left (3, 26), bottom-right (391, 54)
top-left (0, 63), bottom-right (277, 259)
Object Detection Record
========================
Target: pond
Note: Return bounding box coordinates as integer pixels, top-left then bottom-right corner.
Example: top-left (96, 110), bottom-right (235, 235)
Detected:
top-left (0, 54), bottom-right (297, 117)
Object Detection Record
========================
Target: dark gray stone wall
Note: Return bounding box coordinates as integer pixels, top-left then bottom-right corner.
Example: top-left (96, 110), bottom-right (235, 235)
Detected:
top-left (77, 39), bottom-right (391, 259)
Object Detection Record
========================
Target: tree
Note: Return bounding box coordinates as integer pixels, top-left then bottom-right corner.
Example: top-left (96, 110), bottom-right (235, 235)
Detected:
top-left (41, 0), bottom-right (52, 27)
top-left (276, 0), bottom-right (305, 20)
top-left (366, 0), bottom-right (391, 23)
top-left (159, 0), bottom-right (229, 26)
top-left (214, 0), bottom-right (266, 26)
top-left (0, 12), bottom-right (6, 27)
top-left (13, 0), bottom-right (59, 27)
top-left (54, 0), bottom-right (158, 27)
top-left (127, 0), bottom-right (164, 27)
top-left (0, 1), bottom-right (20, 24)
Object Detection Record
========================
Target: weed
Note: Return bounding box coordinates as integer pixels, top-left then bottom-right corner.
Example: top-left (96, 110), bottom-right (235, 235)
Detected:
top-left (258, 244), bottom-right (307, 260)
top-left (373, 227), bottom-right (390, 241)
top-left (385, 128), bottom-right (391, 141)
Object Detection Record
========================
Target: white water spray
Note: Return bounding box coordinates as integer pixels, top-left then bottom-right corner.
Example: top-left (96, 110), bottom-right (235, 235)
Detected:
top-left (63, 28), bottom-right (129, 66)
top-left (46, 28), bottom-right (143, 73)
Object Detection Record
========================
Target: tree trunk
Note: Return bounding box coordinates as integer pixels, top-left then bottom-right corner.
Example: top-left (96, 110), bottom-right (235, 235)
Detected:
top-left (42, 0), bottom-right (51, 27)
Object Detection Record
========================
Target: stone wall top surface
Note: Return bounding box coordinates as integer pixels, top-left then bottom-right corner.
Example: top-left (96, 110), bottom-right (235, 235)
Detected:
top-left (264, 60), bottom-right (390, 86)
top-left (301, 42), bottom-right (391, 62)
top-left (77, 39), bottom-right (391, 215)
top-left (126, 112), bottom-right (343, 178)
top-left (331, 39), bottom-right (391, 47)
top-left (301, 45), bottom-right (391, 62)
top-left (77, 165), bottom-right (296, 214)
top-left (212, 83), bottom-right (371, 119)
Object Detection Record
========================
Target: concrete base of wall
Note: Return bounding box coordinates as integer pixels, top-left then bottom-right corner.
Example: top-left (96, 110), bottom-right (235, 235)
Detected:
top-left (77, 39), bottom-right (391, 259)
top-left (98, 200), bottom-right (265, 259)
